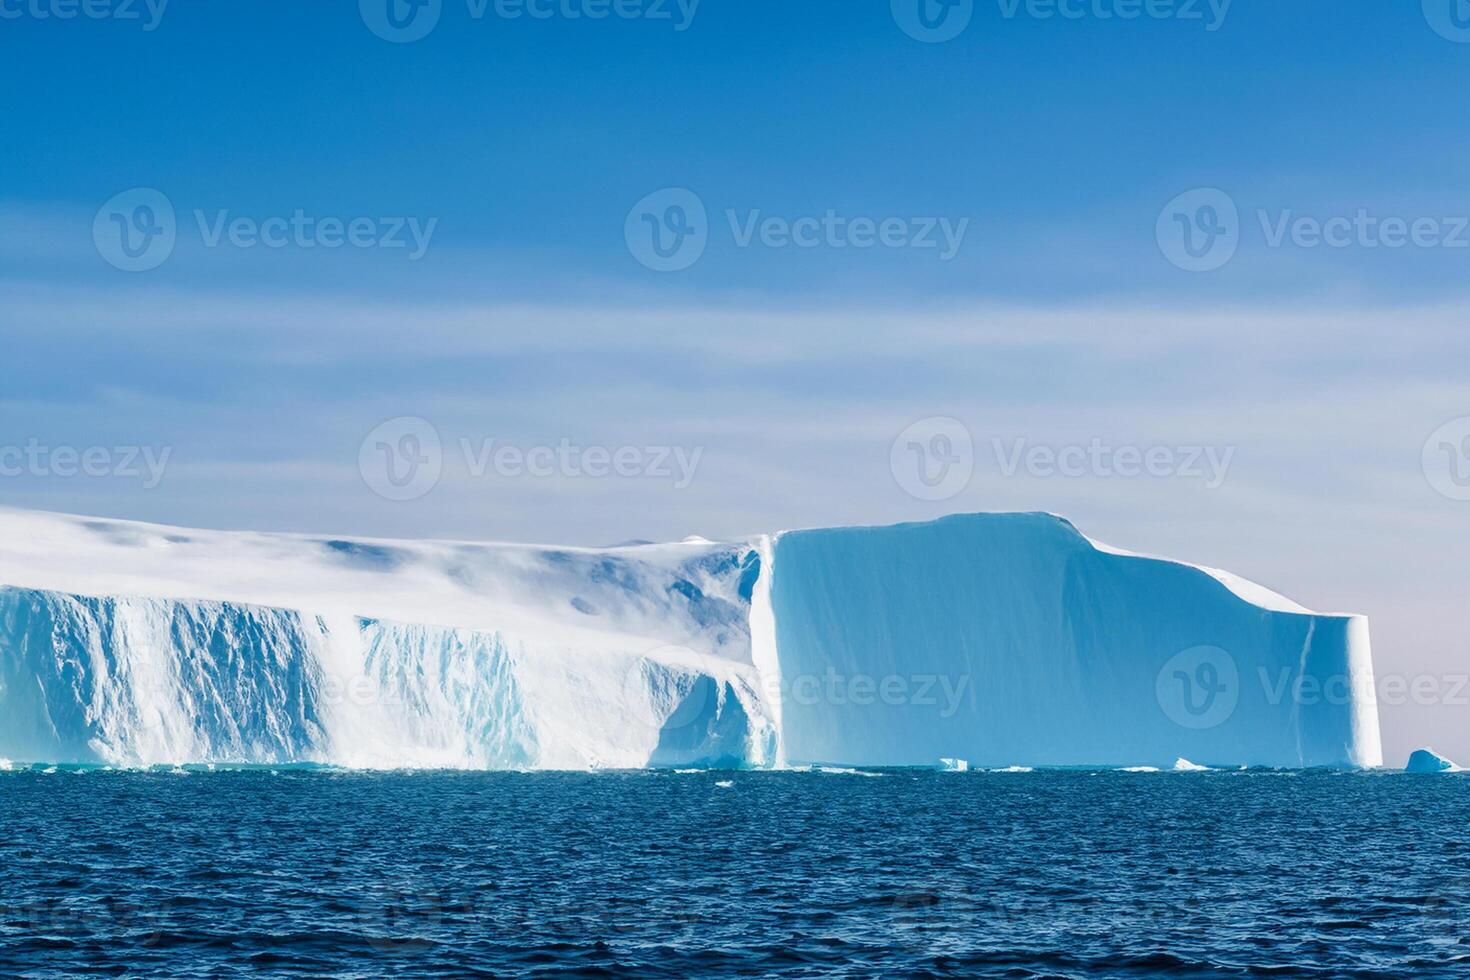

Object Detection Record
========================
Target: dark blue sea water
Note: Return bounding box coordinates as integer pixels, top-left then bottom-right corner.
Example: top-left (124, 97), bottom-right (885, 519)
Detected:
top-left (1, 768), bottom-right (1467, 978)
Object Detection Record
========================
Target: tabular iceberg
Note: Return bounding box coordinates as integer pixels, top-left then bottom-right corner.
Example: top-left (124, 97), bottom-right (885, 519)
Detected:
top-left (0, 508), bottom-right (1381, 770)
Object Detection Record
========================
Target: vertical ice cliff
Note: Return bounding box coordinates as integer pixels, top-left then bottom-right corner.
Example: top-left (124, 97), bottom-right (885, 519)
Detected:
top-left (0, 509), bottom-right (774, 769)
top-left (0, 508), bottom-right (1380, 769)
top-left (765, 513), bottom-right (1381, 769)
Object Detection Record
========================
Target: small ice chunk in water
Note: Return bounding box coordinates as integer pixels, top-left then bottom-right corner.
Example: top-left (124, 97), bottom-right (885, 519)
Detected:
top-left (939, 758), bottom-right (969, 772)
top-left (1405, 748), bottom-right (1460, 773)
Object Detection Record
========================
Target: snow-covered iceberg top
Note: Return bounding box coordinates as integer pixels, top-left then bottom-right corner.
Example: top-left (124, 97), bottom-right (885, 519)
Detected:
top-left (0, 508), bottom-right (1382, 771)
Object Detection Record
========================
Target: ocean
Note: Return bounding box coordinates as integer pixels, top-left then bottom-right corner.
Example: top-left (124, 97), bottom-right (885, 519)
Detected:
top-left (1, 767), bottom-right (1465, 977)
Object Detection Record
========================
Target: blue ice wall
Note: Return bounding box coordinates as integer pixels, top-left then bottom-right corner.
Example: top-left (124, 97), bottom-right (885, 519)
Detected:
top-left (0, 589), bottom-right (329, 765)
top-left (0, 587), bottom-right (762, 769)
top-left (767, 514), bottom-right (1380, 769)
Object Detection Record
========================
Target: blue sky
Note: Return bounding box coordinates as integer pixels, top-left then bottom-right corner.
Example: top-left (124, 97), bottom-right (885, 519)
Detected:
top-left (5, 1), bottom-right (1470, 303)
top-left (3, 1), bottom-right (1470, 761)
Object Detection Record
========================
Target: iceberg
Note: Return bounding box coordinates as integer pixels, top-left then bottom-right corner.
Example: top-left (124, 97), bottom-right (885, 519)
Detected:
top-left (0, 508), bottom-right (1382, 770)
top-left (1405, 748), bottom-right (1459, 773)
top-left (766, 514), bottom-right (1379, 770)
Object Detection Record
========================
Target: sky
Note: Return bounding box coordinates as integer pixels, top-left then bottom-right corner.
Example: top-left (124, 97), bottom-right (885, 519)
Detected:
top-left (2, 0), bottom-right (1469, 764)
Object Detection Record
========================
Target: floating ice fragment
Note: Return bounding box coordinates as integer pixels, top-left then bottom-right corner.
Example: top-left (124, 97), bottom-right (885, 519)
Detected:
top-left (1405, 748), bottom-right (1460, 773)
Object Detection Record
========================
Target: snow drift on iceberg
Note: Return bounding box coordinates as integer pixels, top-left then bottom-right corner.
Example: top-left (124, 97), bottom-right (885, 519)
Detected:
top-left (0, 508), bottom-right (1381, 770)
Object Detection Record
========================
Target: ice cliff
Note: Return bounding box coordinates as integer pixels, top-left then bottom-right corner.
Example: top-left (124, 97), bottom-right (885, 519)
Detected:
top-left (0, 509), bottom-right (1382, 769)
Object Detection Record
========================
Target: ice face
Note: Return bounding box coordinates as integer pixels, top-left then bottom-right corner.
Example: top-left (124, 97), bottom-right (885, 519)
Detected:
top-left (766, 513), bottom-right (1381, 770)
top-left (0, 508), bottom-right (1382, 770)
top-left (0, 588), bottom-right (774, 770)
top-left (0, 508), bottom-right (774, 769)
top-left (1405, 748), bottom-right (1459, 773)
